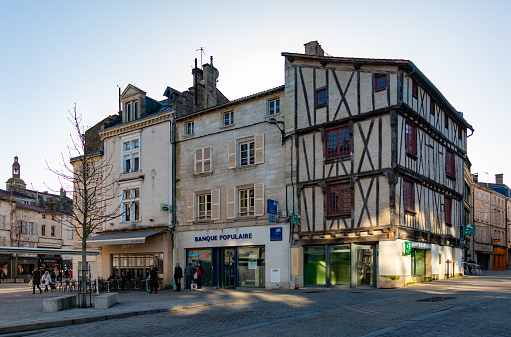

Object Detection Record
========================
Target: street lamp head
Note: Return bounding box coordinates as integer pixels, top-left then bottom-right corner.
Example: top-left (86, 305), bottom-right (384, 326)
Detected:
top-left (267, 118), bottom-right (278, 125)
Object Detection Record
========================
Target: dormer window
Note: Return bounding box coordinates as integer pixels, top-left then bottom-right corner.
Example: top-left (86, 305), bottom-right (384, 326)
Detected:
top-left (126, 103), bottom-right (132, 122)
top-left (134, 102), bottom-right (138, 120)
top-left (125, 101), bottom-right (139, 123)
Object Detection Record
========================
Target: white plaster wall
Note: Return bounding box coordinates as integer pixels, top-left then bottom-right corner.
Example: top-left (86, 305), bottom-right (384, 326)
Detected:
top-left (379, 239), bottom-right (410, 276)
top-left (431, 244), bottom-right (441, 277)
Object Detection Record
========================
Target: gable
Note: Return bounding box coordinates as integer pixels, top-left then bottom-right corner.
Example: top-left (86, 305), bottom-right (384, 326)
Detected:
top-left (121, 84), bottom-right (146, 99)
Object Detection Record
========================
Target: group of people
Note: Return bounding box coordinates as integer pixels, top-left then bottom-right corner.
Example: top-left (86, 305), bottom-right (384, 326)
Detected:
top-left (31, 268), bottom-right (56, 294)
top-left (173, 262), bottom-right (204, 292)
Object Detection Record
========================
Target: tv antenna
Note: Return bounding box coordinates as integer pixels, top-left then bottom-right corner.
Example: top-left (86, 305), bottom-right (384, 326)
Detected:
top-left (196, 47), bottom-right (206, 68)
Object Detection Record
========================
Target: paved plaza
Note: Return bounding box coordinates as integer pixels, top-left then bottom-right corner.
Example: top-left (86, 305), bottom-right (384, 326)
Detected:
top-left (1, 271), bottom-right (511, 336)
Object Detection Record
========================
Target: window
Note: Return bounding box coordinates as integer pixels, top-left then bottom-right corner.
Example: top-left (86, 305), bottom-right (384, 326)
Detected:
top-left (445, 150), bottom-right (455, 178)
top-left (326, 183), bottom-right (351, 216)
top-left (68, 227), bottom-right (73, 240)
top-left (122, 136), bottom-right (140, 174)
top-left (316, 88), bottom-right (327, 107)
top-left (325, 126), bottom-right (350, 160)
top-left (50, 226), bottom-right (56, 237)
top-left (126, 103), bottom-right (131, 122)
top-left (403, 180), bottom-right (414, 212)
top-left (445, 197), bottom-right (452, 224)
top-left (224, 111), bottom-right (234, 126)
top-left (268, 99), bottom-right (280, 115)
top-left (405, 122), bottom-right (417, 156)
top-left (24, 211), bottom-right (28, 217)
top-left (42, 214), bottom-right (46, 219)
top-left (239, 141), bottom-right (255, 167)
top-left (197, 194), bottom-right (212, 220)
top-left (121, 187), bottom-right (140, 222)
top-left (430, 101), bottom-right (435, 115)
top-left (374, 75), bottom-right (387, 91)
top-left (187, 121), bottom-right (194, 135)
top-left (2, 215), bottom-right (6, 229)
top-left (29, 222), bottom-right (34, 235)
top-left (134, 102), bottom-right (138, 120)
top-left (1, 236), bottom-right (5, 247)
top-left (458, 126), bottom-right (462, 140)
top-left (445, 115), bottom-right (449, 129)
top-left (239, 188), bottom-right (255, 217)
top-left (228, 135), bottom-right (264, 169)
top-left (195, 146), bottom-right (212, 174)
top-left (41, 225), bottom-right (46, 236)
top-left (412, 80), bottom-right (418, 98)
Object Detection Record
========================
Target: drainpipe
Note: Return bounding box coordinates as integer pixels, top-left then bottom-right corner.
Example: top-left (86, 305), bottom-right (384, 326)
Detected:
top-left (171, 113), bottom-right (177, 272)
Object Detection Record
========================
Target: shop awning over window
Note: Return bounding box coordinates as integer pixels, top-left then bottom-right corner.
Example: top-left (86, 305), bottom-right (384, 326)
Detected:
top-left (86, 229), bottom-right (164, 246)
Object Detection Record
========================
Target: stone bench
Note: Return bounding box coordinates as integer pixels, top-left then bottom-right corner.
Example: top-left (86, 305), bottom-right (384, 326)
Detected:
top-left (43, 294), bottom-right (77, 312)
top-left (94, 292), bottom-right (118, 309)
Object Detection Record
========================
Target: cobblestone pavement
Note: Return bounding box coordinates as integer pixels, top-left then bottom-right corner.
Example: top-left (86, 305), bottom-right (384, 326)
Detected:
top-left (1, 271), bottom-right (510, 336)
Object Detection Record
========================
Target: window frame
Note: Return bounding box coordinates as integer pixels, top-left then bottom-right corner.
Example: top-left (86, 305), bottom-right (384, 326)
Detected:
top-left (445, 150), bottom-right (455, 178)
top-left (325, 125), bottom-right (350, 160)
top-left (430, 101), bottom-right (435, 115)
top-left (405, 122), bottom-right (417, 157)
top-left (224, 111), bottom-right (234, 126)
top-left (326, 182), bottom-right (351, 216)
top-left (268, 98), bottom-right (280, 116)
top-left (50, 226), bottom-right (56, 237)
top-left (186, 121), bottom-right (195, 135)
top-left (412, 80), bottom-right (418, 98)
top-left (121, 135), bottom-right (141, 174)
top-left (316, 88), bottom-right (327, 108)
top-left (403, 180), bottom-right (415, 213)
top-left (239, 140), bottom-right (255, 167)
top-left (238, 188), bottom-right (255, 217)
top-left (445, 196), bottom-right (452, 225)
top-left (196, 193), bottom-right (212, 220)
top-left (374, 74), bottom-right (387, 91)
top-left (121, 186), bottom-right (141, 223)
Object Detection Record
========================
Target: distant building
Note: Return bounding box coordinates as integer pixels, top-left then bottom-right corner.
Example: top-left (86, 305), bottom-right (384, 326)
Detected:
top-left (0, 157), bottom-right (73, 280)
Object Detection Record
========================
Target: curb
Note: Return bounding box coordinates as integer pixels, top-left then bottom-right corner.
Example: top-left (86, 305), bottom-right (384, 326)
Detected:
top-left (0, 299), bottom-right (251, 335)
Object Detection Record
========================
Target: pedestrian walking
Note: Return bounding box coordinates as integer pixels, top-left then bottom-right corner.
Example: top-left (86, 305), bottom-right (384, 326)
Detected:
top-left (149, 265), bottom-right (159, 293)
top-left (174, 263), bottom-right (183, 292)
top-left (185, 263), bottom-right (193, 290)
top-left (197, 262), bottom-right (204, 289)
top-left (42, 271), bottom-right (52, 292)
top-left (32, 268), bottom-right (42, 294)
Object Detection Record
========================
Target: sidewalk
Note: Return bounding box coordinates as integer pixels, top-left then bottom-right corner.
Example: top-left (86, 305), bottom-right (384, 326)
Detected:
top-left (0, 283), bottom-right (264, 334)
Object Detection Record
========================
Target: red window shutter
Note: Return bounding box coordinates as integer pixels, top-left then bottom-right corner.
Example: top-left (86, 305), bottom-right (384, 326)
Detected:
top-left (403, 180), bottom-right (414, 212)
top-left (445, 197), bottom-right (452, 224)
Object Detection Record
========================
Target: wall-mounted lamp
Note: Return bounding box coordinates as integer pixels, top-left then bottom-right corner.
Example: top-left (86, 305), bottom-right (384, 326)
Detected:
top-left (109, 223), bottom-right (114, 226)
top-left (149, 218), bottom-right (154, 222)
top-left (268, 118), bottom-right (292, 145)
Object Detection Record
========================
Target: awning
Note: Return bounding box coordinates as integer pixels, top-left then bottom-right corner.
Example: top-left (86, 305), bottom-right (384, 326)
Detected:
top-left (86, 229), bottom-right (164, 246)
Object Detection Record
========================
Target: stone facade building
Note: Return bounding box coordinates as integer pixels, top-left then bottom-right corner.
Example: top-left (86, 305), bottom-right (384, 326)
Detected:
top-left (0, 157), bottom-right (73, 280)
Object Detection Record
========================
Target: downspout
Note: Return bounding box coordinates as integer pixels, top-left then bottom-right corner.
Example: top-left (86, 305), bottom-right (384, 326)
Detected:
top-left (171, 113), bottom-right (177, 272)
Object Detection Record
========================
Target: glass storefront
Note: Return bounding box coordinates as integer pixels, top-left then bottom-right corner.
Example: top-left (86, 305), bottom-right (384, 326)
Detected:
top-left (304, 244), bottom-right (374, 287)
top-left (186, 245), bottom-right (266, 288)
top-left (112, 253), bottom-right (163, 279)
top-left (411, 249), bottom-right (426, 276)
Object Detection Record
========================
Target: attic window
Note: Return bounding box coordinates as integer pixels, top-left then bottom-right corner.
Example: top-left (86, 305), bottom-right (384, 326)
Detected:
top-left (374, 75), bottom-right (387, 91)
top-left (412, 80), bottom-right (418, 98)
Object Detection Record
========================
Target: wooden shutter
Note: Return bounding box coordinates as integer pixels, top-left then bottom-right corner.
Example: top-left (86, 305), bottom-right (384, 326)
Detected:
top-left (228, 141), bottom-right (236, 169)
top-left (187, 192), bottom-right (195, 222)
top-left (227, 187), bottom-right (236, 219)
top-left (254, 183), bottom-right (265, 216)
top-left (211, 189), bottom-right (220, 220)
top-left (255, 134), bottom-right (264, 164)
top-left (194, 148), bottom-right (203, 174)
top-left (35, 223), bottom-right (38, 236)
top-left (203, 146), bottom-right (211, 173)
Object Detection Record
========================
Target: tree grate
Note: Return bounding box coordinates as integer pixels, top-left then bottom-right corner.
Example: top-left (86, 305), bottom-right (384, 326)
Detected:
top-left (417, 296), bottom-right (455, 302)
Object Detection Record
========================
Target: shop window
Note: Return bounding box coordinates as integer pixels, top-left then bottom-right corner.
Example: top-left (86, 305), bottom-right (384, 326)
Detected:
top-left (304, 246), bottom-right (326, 286)
top-left (405, 122), bottom-right (417, 157)
top-left (326, 183), bottom-right (351, 216)
top-left (411, 249), bottom-right (426, 276)
top-left (237, 246), bottom-right (265, 288)
top-left (325, 126), bottom-right (350, 160)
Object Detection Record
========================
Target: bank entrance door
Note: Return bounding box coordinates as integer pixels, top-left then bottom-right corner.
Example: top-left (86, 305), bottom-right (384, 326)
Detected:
top-left (222, 248), bottom-right (236, 288)
top-left (352, 245), bottom-right (375, 287)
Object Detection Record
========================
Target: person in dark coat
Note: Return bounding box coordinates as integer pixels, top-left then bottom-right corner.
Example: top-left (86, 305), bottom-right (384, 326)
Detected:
top-left (174, 263), bottom-right (183, 292)
top-left (149, 265), bottom-right (158, 293)
top-left (32, 268), bottom-right (42, 294)
top-left (184, 263), bottom-right (193, 290)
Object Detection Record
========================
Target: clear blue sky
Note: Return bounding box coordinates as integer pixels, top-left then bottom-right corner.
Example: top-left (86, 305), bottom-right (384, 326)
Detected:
top-left (1, 0), bottom-right (510, 192)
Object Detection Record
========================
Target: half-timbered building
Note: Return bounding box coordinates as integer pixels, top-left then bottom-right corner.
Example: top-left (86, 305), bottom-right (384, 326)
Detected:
top-left (284, 41), bottom-right (473, 288)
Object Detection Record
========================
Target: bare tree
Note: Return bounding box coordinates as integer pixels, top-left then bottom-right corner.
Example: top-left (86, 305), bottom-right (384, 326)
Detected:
top-left (48, 105), bottom-right (120, 307)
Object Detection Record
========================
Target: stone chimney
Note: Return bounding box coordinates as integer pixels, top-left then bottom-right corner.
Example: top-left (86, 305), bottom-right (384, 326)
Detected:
top-left (473, 173), bottom-right (478, 183)
top-left (304, 41), bottom-right (324, 57)
top-left (496, 173), bottom-right (504, 185)
top-left (203, 56), bottom-right (219, 109)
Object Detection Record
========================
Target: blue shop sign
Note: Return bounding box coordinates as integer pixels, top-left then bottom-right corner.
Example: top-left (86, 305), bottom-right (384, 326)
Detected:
top-left (270, 227), bottom-right (282, 241)
top-left (267, 199), bottom-right (278, 214)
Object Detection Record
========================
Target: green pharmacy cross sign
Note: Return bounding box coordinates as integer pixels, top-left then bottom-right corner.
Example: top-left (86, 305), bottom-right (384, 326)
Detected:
top-left (463, 224), bottom-right (475, 236)
top-left (403, 241), bottom-right (411, 256)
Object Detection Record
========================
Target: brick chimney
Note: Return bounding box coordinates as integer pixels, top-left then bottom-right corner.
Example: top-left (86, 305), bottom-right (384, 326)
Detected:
top-left (203, 56), bottom-right (219, 109)
top-left (473, 173), bottom-right (478, 183)
top-left (496, 173), bottom-right (504, 185)
top-left (304, 41), bottom-right (324, 57)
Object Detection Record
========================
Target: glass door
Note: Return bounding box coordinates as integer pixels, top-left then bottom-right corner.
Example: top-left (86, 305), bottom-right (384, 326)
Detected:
top-left (352, 245), bottom-right (375, 287)
top-left (223, 248), bottom-right (235, 288)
